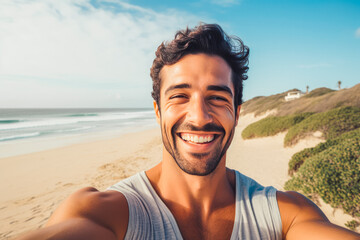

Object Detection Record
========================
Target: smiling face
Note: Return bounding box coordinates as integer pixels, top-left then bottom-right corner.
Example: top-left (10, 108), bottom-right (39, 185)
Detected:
top-left (154, 53), bottom-right (240, 176)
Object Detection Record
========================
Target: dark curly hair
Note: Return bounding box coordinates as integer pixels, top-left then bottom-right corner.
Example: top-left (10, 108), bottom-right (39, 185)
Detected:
top-left (150, 23), bottom-right (249, 110)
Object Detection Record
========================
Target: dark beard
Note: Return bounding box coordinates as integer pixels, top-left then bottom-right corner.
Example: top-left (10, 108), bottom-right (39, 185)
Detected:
top-left (161, 120), bottom-right (235, 176)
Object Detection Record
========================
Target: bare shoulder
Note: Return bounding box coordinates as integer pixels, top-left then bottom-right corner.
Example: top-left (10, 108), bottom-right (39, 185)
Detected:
top-left (48, 187), bottom-right (129, 235)
top-left (17, 187), bottom-right (129, 240)
top-left (277, 191), bottom-right (360, 240)
top-left (276, 191), bottom-right (328, 234)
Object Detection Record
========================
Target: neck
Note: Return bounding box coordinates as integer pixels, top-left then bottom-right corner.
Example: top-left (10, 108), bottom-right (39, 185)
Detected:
top-left (146, 147), bottom-right (235, 216)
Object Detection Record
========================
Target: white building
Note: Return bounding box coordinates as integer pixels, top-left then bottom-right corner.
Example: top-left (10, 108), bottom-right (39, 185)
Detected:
top-left (285, 91), bottom-right (304, 101)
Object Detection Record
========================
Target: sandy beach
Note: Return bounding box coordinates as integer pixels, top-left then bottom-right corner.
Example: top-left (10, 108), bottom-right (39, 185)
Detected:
top-left (0, 112), bottom-right (356, 239)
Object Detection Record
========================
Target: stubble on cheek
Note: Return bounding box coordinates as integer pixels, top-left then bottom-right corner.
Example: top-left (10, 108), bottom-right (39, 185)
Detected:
top-left (161, 120), bottom-right (177, 160)
top-left (219, 125), bottom-right (235, 159)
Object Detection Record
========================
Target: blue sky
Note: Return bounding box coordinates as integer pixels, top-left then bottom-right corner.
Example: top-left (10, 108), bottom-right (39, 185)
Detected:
top-left (0, 0), bottom-right (359, 108)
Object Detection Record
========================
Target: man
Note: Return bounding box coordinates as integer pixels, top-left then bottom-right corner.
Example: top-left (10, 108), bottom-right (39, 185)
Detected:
top-left (18, 23), bottom-right (359, 239)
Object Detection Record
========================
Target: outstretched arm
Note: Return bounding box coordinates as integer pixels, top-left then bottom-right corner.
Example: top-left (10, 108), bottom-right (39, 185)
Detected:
top-left (16, 187), bottom-right (129, 240)
top-left (277, 191), bottom-right (360, 240)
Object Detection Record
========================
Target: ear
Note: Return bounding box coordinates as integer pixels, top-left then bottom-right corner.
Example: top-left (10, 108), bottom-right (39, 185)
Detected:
top-left (235, 105), bottom-right (241, 126)
top-left (153, 100), bottom-right (160, 124)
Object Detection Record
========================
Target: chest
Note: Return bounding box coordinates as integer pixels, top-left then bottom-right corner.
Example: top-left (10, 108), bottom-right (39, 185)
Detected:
top-left (171, 203), bottom-right (236, 240)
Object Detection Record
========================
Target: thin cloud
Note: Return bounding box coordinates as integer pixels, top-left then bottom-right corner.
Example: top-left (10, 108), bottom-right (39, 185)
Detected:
top-left (0, 0), bottom-right (196, 83)
top-left (0, 0), bottom-right (201, 107)
top-left (355, 27), bottom-right (360, 38)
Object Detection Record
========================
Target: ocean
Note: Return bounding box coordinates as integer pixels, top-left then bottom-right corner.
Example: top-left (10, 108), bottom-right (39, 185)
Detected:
top-left (0, 108), bottom-right (157, 157)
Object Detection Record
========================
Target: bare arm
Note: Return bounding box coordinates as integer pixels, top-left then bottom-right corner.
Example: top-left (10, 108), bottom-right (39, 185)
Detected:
top-left (277, 191), bottom-right (360, 240)
top-left (16, 218), bottom-right (117, 240)
top-left (16, 187), bottom-right (129, 240)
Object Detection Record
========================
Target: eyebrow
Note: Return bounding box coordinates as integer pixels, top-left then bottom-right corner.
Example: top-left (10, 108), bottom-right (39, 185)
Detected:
top-left (164, 83), bottom-right (233, 97)
top-left (165, 83), bottom-right (191, 95)
top-left (207, 85), bottom-right (233, 97)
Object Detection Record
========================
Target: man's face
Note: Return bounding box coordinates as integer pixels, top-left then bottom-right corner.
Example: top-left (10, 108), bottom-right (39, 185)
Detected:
top-left (154, 53), bottom-right (240, 176)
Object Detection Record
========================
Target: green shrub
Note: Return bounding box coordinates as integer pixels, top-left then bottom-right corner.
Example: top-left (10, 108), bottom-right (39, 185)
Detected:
top-left (345, 220), bottom-right (360, 231)
top-left (288, 128), bottom-right (360, 175)
top-left (284, 106), bottom-right (360, 147)
top-left (242, 112), bottom-right (313, 139)
top-left (284, 136), bottom-right (360, 217)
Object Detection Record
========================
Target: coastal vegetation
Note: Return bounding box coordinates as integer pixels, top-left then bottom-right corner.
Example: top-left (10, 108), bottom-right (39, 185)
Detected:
top-left (241, 112), bottom-right (312, 139)
top-left (286, 130), bottom-right (360, 176)
top-left (284, 128), bottom-right (360, 218)
top-left (284, 106), bottom-right (360, 146)
top-left (242, 106), bottom-right (360, 147)
top-left (241, 84), bottom-right (360, 230)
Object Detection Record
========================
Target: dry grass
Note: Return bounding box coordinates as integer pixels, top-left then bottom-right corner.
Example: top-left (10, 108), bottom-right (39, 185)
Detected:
top-left (241, 83), bottom-right (360, 116)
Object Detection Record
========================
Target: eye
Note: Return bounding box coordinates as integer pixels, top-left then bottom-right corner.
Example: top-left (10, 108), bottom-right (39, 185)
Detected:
top-left (169, 94), bottom-right (188, 100)
top-left (209, 96), bottom-right (227, 102)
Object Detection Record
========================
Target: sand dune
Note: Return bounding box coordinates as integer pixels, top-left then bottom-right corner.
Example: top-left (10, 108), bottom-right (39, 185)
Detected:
top-left (0, 113), bottom-right (356, 239)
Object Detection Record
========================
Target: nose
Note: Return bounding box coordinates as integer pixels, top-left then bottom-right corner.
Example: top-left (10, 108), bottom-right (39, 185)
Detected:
top-left (186, 95), bottom-right (213, 127)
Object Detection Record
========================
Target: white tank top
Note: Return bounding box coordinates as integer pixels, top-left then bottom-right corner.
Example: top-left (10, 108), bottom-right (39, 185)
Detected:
top-left (107, 170), bottom-right (282, 239)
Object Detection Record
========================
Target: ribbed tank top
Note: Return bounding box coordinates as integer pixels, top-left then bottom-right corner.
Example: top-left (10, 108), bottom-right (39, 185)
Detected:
top-left (107, 170), bottom-right (282, 239)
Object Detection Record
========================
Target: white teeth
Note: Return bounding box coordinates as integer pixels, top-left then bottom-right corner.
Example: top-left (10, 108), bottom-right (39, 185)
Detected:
top-left (181, 134), bottom-right (215, 143)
